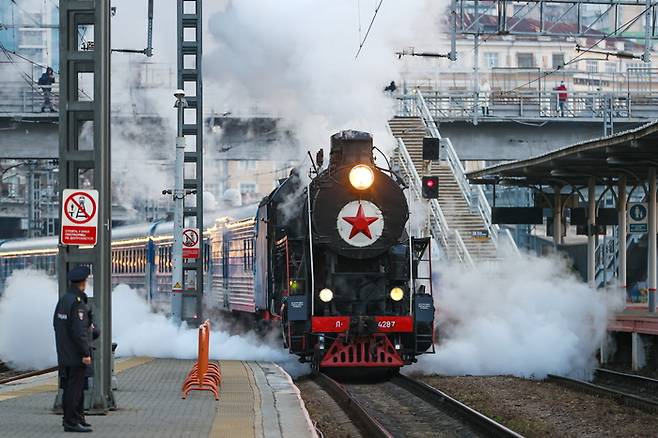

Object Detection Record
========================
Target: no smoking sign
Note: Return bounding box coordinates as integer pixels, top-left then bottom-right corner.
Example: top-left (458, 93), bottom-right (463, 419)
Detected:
top-left (182, 228), bottom-right (200, 259)
top-left (61, 189), bottom-right (99, 246)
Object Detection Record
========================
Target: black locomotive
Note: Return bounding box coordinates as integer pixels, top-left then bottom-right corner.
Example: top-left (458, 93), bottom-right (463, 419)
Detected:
top-left (255, 130), bottom-right (435, 370)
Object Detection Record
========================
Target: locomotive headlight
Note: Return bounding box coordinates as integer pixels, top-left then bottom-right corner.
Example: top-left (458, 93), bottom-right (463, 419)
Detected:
top-left (319, 288), bottom-right (334, 303)
top-left (390, 287), bottom-right (404, 302)
top-left (349, 165), bottom-right (374, 190)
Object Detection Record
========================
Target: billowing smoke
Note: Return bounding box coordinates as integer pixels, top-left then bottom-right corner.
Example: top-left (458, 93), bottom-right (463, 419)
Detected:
top-left (204, 0), bottom-right (442, 151)
top-left (0, 270), bottom-right (307, 377)
top-left (410, 253), bottom-right (625, 378)
top-left (0, 270), bottom-right (58, 370)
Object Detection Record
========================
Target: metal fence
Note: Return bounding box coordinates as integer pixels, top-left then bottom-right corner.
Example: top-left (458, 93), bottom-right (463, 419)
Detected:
top-left (398, 89), bottom-right (658, 121)
top-left (0, 82), bottom-right (60, 114)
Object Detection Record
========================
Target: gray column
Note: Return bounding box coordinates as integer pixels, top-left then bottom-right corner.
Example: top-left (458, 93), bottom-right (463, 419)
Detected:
top-left (588, 177), bottom-right (597, 288)
top-left (553, 187), bottom-right (562, 246)
top-left (649, 168), bottom-right (656, 312)
top-left (92, 0), bottom-right (113, 412)
top-left (618, 177), bottom-right (627, 291)
top-left (631, 332), bottom-right (640, 371)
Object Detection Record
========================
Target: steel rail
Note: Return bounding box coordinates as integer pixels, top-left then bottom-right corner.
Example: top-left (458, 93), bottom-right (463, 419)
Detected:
top-left (313, 373), bottom-right (392, 438)
top-left (314, 372), bottom-right (521, 438)
top-left (393, 375), bottom-right (523, 438)
top-left (0, 366), bottom-right (58, 385)
top-left (547, 372), bottom-right (658, 414)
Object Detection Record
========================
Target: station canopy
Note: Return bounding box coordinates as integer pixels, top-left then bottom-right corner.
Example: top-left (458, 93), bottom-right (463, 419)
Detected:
top-left (467, 121), bottom-right (658, 186)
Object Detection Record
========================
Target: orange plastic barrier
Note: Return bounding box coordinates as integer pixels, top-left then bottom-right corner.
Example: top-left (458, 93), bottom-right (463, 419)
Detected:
top-left (181, 320), bottom-right (222, 400)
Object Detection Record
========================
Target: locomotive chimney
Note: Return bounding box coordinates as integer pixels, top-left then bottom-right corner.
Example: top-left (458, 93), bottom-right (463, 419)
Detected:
top-left (329, 130), bottom-right (374, 169)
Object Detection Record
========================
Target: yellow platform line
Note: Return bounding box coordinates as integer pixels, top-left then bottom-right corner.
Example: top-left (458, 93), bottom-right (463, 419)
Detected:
top-left (208, 361), bottom-right (256, 438)
top-left (0, 357), bottom-right (153, 402)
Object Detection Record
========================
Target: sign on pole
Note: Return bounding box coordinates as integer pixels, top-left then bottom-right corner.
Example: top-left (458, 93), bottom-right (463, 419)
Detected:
top-left (60, 189), bottom-right (99, 246)
top-left (628, 203), bottom-right (648, 233)
top-left (182, 227), bottom-right (200, 259)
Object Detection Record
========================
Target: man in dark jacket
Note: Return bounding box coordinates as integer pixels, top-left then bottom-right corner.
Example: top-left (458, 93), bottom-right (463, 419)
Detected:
top-left (38, 67), bottom-right (56, 112)
top-left (53, 266), bottom-right (95, 433)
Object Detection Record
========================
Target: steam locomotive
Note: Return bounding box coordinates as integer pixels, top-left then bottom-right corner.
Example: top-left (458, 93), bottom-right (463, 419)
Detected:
top-left (0, 130), bottom-right (435, 371)
top-left (245, 130), bottom-right (436, 369)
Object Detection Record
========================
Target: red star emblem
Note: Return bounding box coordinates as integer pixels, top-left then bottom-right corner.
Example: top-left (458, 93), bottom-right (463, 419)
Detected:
top-left (342, 204), bottom-right (379, 239)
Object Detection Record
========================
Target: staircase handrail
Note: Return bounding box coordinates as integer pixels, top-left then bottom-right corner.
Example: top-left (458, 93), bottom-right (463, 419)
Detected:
top-left (393, 138), bottom-right (474, 266)
top-left (415, 90), bottom-right (519, 255)
top-left (453, 229), bottom-right (475, 267)
top-left (394, 138), bottom-right (449, 247)
top-left (595, 232), bottom-right (636, 288)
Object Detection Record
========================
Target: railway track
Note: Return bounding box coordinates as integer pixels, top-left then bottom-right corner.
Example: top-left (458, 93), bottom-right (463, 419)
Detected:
top-left (0, 363), bottom-right (57, 385)
top-left (313, 373), bottom-right (522, 438)
top-left (547, 368), bottom-right (658, 414)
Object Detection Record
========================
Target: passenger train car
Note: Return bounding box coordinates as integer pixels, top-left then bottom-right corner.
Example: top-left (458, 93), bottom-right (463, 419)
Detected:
top-left (0, 130), bottom-right (435, 371)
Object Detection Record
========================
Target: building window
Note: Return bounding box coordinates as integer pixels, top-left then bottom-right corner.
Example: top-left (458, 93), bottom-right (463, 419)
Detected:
top-left (586, 60), bottom-right (598, 73)
top-left (605, 62), bottom-right (618, 74)
top-left (237, 160), bottom-right (257, 170)
top-left (484, 52), bottom-right (499, 68)
top-left (516, 53), bottom-right (535, 68)
top-left (552, 53), bottom-right (564, 69)
top-left (239, 182), bottom-right (257, 194)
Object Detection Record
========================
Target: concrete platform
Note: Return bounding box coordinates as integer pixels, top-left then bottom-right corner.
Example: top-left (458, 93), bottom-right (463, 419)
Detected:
top-left (0, 358), bottom-right (316, 438)
top-left (609, 307), bottom-right (658, 336)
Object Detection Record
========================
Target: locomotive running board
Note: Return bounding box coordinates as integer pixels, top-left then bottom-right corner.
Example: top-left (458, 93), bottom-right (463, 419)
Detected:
top-left (320, 334), bottom-right (404, 368)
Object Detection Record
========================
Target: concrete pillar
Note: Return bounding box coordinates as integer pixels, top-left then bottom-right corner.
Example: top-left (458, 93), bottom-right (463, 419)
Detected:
top-left (588, 177), bottom-right (597, 288)
top-left (600, 334), bottom-right (608, 364)
top-left (631, 332), bottom-right (640, 371)
top-left (553, 187), bottom-right (562, 246)
top-left (618, 177), bottom-right (627, 292)
top-left (649, 168), bottom-right (657, 312)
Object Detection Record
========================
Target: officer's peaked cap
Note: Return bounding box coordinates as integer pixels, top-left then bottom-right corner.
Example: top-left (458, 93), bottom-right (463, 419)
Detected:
top-left (68, 266), bottom-right (91, 282)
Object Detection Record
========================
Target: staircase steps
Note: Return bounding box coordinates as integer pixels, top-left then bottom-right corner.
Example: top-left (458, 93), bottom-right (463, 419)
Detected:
top-left (389, 116), bottom-right (498, 261)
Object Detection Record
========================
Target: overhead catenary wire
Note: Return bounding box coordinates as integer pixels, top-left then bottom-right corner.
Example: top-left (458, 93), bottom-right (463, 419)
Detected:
top-left (355, 0), bottom-right (384, 59)
top-left (500, 3), bottom-right (655, 95)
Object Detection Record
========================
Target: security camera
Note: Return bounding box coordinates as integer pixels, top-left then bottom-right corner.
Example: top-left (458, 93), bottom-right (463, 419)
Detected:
top-left (174, 89), bottom-right (186, 99)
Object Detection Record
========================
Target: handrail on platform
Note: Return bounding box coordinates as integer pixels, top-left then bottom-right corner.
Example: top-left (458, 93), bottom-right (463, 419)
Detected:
top-left (182, 319), bottom-right (221, 400)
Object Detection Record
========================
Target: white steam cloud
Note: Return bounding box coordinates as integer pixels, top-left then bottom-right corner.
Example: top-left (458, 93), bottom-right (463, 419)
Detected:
top-left (205, 0), bottom-right (442, 150)
top-left (411, 253), bottom-right (625, 378)
top-left (0, 270), bottom-right (306, 377)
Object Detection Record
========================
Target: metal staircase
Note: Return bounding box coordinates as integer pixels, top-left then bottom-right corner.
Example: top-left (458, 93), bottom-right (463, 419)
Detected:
top-left (389, 91), bottom-right (519, 264)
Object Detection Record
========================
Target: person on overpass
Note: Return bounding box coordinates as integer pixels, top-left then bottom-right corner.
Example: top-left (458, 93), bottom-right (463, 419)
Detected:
top-left (555, 81), bottom-right (568, 117)
top-left (53, 266), bottom-right (96, 433)
top-left (38, 67), bottom-right (56, 113)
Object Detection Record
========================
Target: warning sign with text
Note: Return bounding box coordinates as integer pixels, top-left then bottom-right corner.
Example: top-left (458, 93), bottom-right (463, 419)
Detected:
top-left (60, 189), bottom-right (99, 246)
top-left (182, 228), bottom-right (200, 259)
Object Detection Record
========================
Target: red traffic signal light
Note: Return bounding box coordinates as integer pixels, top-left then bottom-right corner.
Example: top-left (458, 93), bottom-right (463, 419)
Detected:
top-left (422, 176), bottom-right (439, 199)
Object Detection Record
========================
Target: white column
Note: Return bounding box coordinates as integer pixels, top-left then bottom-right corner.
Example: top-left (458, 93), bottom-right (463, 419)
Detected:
top-left (649, 168), bottom-right (657, 312)
top-left (588, 177), bottom-right (597, 288)
top-left (618, 177), bottom-right (627, 291)
top-left (553, 187), bottom-right (562, 246)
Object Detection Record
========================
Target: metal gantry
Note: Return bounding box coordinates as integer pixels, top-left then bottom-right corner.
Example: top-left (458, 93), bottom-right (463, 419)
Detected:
top-left (58, 0), bottom-right (113, 412)
top-left (177, 0), bottom-right (204, 323)
top-left (454, 0), bottom-right (656, 60)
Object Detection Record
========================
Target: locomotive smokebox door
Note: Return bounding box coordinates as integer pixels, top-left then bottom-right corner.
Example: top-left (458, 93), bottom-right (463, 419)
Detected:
top-left (414, 294), bottom-right (434, 322)
top-left (287, 296), bottom-right (308, 321)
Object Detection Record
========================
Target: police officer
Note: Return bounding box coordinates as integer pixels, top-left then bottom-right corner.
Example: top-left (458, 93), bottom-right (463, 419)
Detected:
top-left (53, 266), bottom-right (96, 433)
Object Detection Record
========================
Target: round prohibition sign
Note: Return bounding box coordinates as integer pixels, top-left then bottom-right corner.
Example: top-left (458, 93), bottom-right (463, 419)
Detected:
top-left (64, 191), bottom-right (97, 225)
top-left (183, 229), bottom-right (199, 247)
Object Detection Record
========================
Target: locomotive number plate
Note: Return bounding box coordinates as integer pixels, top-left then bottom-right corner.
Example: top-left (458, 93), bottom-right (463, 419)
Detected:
top-left (374, 316), bottom-right (413, 333)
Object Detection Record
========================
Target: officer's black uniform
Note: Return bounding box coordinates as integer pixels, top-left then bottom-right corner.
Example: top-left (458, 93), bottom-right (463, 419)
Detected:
top-left (53, 266), bottom-right (94, 433)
